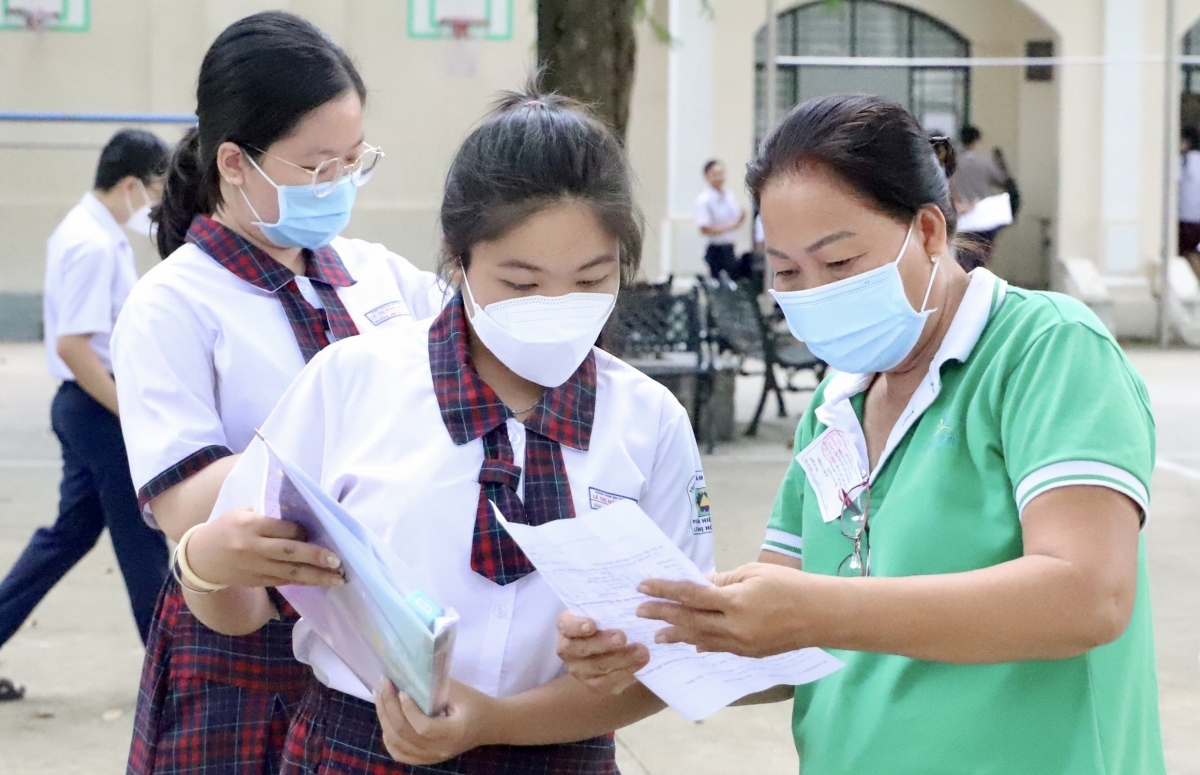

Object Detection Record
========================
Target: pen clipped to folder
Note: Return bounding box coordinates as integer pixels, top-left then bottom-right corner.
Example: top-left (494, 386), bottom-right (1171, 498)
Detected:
top-left (256, 431), bottom-right (458, 716)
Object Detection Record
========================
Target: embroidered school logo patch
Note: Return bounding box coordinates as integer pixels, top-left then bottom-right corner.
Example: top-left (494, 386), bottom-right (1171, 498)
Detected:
top-left (687, 472), bottom-right (713, 535)
top-left (589, 487), bottom-right (636, 510)
top-left (365, 300), bottom-right (410, 326)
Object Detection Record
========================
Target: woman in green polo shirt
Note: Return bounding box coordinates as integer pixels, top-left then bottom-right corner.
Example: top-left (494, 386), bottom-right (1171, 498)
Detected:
top-left (556, 94), bottom-right (1165, 775)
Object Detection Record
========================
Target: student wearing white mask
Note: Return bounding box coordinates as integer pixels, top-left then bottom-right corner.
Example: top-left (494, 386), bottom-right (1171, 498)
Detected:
top-left (0, 130), bottom-right (170, 703)
top-left (110, 12), bottom-right (445, 774)
top-left (557, 94), bottom-right (1165, 775)
top-left (179, 85), bottom-right (714, 774)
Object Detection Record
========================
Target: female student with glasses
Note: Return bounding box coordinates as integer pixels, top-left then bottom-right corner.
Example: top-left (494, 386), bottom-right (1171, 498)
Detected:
top-left (111, 12), bottom-right (444, 773)
top-left (557, 94), bottom-right (1166, 775)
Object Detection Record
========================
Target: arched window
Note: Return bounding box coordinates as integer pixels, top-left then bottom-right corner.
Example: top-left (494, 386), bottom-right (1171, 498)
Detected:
top-left (1184, 24), bottom-right (1200, 94)
top-left (755, 0), bottom-right (971, 143)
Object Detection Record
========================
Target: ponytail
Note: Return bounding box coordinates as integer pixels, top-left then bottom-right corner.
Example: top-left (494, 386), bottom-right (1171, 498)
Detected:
top-left (153, 127), bottom-right (205, 258)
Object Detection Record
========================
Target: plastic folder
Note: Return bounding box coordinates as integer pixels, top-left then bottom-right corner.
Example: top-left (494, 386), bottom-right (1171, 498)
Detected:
top-left (256, 432), bottom-right (458, 715)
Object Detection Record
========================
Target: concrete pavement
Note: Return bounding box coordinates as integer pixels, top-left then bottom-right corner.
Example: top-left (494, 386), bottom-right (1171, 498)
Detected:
top-left (0, 342), bottom-right (1197, 774)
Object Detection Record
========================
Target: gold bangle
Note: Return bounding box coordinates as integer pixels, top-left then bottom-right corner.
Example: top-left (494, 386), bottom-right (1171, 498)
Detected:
top-left (175, 524), bottom-right (228, 594)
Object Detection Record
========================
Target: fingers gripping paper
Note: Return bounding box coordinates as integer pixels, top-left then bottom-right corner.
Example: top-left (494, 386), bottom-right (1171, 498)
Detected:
top-left (258, 433), bottom-right (458, 715)
top-left (494, 500), bottom-right (843, 721)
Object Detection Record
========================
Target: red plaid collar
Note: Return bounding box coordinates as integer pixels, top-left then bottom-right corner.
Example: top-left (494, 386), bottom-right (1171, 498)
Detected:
top-left (185, 215), bottom-right (355, 291)
top-left (429, 292), bottom-right (595, 450)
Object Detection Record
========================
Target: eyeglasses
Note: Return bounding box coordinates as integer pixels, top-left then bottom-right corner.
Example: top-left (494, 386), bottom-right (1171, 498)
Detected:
top-left (837, 482), bottom-right (871, 577)
top-left (245, 144), bottom-right (385, 198)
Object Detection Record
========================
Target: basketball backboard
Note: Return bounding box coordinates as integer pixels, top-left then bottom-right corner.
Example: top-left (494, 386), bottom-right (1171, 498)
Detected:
top-left (0, 0), bottom-right (89, 31)
top-left (407, 0), bottom-right (512, 41)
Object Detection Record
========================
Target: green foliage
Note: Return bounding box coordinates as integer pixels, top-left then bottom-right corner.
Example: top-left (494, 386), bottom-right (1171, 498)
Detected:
top-left (635, 0), bottom-right (714, 45)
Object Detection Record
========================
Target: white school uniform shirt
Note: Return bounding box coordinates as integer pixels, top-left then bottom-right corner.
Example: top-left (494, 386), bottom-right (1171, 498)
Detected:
top-left (694, 186), bottom-right (743, 246)
top-left (1180, 150), bottom-right (1200, 224)
top-left (43, 193), bottom-right (140, 381)
top-left (210, 315), bottom-right (716, 702)
top-left (112, 220), bottom-right (446, 524)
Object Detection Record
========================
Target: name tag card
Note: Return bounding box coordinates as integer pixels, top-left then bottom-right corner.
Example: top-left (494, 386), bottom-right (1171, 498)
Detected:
top-left (796, 428), bottom-right (867, 523)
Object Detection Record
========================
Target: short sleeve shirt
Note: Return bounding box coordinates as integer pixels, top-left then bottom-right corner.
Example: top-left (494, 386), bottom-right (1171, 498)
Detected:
top-left (694, 187), bottom-right (742, 245)
top-left (763, 269), bottom-right (1164, 775)
top-left (112, 221), bottom-right (447, 524)
top-left (43, 193), bottom-right (139, 381)
top-left (209, 320), bottom-right (715, 702)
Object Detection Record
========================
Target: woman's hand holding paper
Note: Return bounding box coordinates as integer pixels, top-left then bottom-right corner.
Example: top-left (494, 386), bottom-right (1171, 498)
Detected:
top-left (187, 506), bottom-right (346, 589)
top-left (635, 563), bottom-right (830, 658)
top-left (375, 679), bottom-right (497, 765)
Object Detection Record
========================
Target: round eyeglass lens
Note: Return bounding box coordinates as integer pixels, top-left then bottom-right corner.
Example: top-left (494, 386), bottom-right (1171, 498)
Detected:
top-left (839, 483), bottom-right (870, 540)
top-left (350, 148), bottom-right (382, 186)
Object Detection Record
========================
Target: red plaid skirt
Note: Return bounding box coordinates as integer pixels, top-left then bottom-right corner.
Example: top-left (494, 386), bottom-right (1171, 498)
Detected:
top-left (282, 679), bottom-right (620, 775)
top-left (126, 578), bottom-right (314, 774)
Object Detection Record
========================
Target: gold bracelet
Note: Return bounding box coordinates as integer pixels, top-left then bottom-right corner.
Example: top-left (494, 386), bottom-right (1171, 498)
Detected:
top-left (174, 524), bottom-right (229, 594)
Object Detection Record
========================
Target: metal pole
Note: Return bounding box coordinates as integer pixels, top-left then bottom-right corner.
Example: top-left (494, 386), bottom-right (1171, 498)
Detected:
top-left (764, 0), bottom-right (777, 136)
top-left (0, 111), bottom-right (195, 123)
top-left (1159, 0), bottom-right (1177, 346)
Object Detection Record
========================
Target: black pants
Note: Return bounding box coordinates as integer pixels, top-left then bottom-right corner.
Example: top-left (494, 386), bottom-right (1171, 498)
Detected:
top-left (0, 381), bottom-right (168, 646)
top-left (704, 243), bottom-right (740, 278)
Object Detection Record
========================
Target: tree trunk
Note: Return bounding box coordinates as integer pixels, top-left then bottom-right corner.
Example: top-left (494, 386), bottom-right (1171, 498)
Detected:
top-left (537, 0), bottom-right (638, 143)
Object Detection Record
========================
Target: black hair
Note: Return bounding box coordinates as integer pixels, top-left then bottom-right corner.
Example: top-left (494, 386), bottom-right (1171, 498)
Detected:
top-left (1183, 126), bottom-right (1200, 152)
top-left (154, 10), bottom-right (366, 258)
top-left (438, 78), bottom-right (643, 286)
top-left (747, 94), bottom-right (959, 239)
top-left (960, 124), bottom-right (982, 146)
top-left (94, 129), bottom-right (169, 191)
top-left (703, 159), bottom-right (721, 174)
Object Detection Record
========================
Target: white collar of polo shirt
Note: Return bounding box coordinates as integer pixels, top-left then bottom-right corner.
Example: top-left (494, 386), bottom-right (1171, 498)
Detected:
top-left (80, 191), bottom-right (132, 249)
top-left (814, 268), bottom-right (1008, 483)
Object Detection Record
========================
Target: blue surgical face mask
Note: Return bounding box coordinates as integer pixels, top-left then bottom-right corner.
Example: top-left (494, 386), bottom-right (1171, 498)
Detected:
top-left (239, 154), bottom-right (357, 249)
top-left (768, 221), bottom-right (940, 374)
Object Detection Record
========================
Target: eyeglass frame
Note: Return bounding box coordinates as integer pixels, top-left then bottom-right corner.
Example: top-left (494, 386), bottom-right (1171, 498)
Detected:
top-left (837, 481), bottom-right (872, 577)
top-left (242, 144), bottom-right (385, 198)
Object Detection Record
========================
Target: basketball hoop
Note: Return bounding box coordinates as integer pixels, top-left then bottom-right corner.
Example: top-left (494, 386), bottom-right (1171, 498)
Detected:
top-left (439, 16), bottom-right (486, 40)
top-left (10, 7), bottom-right (59, 31)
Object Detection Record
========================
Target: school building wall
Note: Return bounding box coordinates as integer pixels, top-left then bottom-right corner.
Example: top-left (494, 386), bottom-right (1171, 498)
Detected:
top-left (1, 0), bottom-right (1193, 340)
top-left (0, 0), bottom-right (547, 338)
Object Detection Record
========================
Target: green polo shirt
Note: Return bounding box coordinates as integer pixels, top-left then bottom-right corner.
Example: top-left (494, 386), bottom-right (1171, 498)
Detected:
top-left (763, 270), bottom-right (1164, 775)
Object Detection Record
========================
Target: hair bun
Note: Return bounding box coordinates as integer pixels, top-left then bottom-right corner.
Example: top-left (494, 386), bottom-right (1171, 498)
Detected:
top-left (929, 135), bottom-right (957, 178)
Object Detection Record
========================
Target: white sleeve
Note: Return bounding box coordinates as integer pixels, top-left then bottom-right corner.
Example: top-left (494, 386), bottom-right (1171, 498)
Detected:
top-left (377, 246), bottom-right (449, 321)
top-left (210, 345), bottom-right (335, 522)
top-left (55, 241), bottom-right (117, 338)
top-left (111, 284), bottom-right (231, 523)
top-left (694, 192), bottom-right (714, 230)
top-left (637, 396), bottom-right (716, 574)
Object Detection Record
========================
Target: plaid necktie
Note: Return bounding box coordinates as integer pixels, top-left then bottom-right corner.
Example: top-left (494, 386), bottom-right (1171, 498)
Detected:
top-left (429, 294), bottom-right (597, 586)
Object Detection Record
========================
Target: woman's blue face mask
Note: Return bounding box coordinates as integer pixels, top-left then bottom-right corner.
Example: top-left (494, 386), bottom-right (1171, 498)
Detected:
top-left (239, 153), bottom-right (357, 250)
top-left (768, 220), bottom-right (941, 375)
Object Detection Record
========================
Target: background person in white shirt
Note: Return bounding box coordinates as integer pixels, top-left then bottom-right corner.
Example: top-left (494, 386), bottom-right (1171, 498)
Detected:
top-left (0, 129), bottom-right (170, 701)
top-left (695, 159), bottom-right (746, 278)
top-left (1178, 127), bottom-right (1200, 277)
top-left (179, 84), bottom-right (715, 774)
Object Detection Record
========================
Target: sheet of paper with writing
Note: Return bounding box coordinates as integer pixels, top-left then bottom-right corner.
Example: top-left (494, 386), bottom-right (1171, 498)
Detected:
top-left (494, 499), bottom-right (843, 720)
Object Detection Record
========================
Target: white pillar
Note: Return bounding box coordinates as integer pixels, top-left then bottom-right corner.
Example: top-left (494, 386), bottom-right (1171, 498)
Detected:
top-left (663, 0), bottom-right (714, 278)
top-left (1100, 0), bottom-right (1144, 274)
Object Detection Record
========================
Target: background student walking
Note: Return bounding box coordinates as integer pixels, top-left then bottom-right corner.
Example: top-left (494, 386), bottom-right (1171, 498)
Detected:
top-left (0, 130), bottom-right (171, 701)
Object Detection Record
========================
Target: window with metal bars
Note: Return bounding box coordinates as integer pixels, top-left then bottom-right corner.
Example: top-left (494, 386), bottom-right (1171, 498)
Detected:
top-left (754, 0), bottom-right (970, 146)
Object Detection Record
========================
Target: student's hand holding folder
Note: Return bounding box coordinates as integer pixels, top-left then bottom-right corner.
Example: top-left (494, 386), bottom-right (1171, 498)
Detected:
top-left (375, 677), bottom-right (499, 765)
top-left (255, 432), bottom-right (459, 717)
top-left (188, 505), bottom-right (348, 590)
